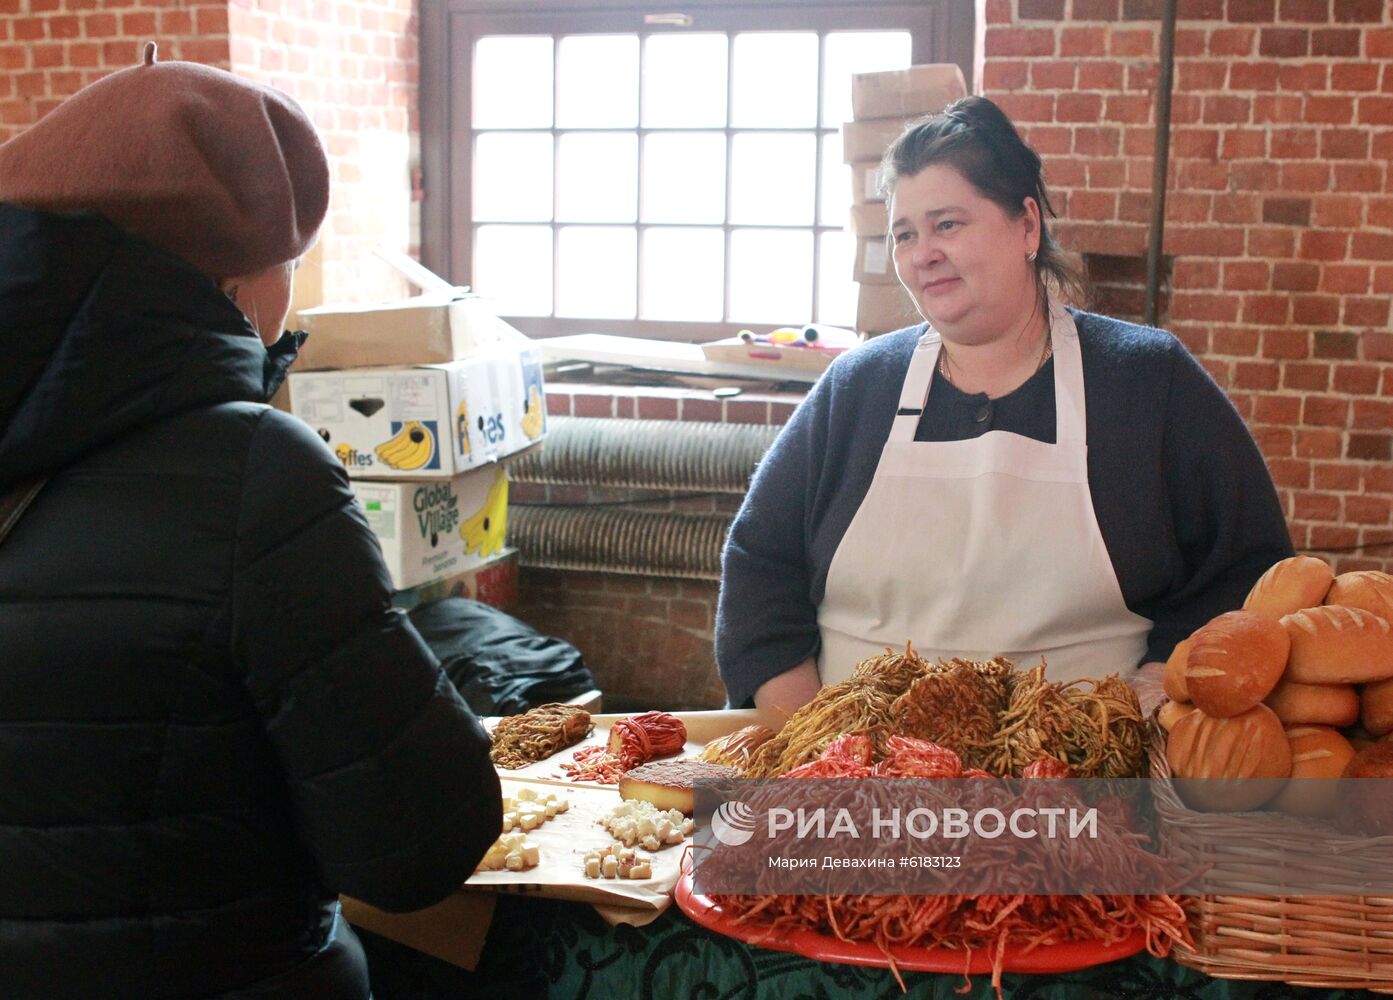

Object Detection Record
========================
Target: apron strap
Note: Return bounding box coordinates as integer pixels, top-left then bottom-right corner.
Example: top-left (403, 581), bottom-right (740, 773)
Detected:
top-left (890, 331), bottom-right (941, 442)
top-left (1048, 303), bottom-right (1086, 446)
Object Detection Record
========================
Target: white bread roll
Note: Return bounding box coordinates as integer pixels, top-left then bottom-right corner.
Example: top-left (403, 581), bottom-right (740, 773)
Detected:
top-left (1263, 677), bottom-right (1360, 727)
top-left (1326, 570), bottom-right (1393, 623)
top-left (1281, 605), bottom-right (1393, 684)
top-left (1243, 556), bottom-right (1334, 619)
top-left (1269, 724), bottom-right (1357, 818)
top-left (1167, 703), bottom-right (1292, 812)
top-left (1362, 675), bottom-right (1393, 737)
top-left (1157, 699), bottom-right (1197, 732)
top-left (1184, 610), bottom-right (1289, 717)
top-left (1162, 636), bottom-right (1194, 703)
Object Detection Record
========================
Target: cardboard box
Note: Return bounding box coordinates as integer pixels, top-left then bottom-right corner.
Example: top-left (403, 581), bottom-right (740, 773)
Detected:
top-left (353, 466), bottom-right (510, 589)
top-left (853, 237), bottom-right (898, 286)
top-left (851, 162), bottom-right (886, 205)
top-left (294, 293), bottom-right (524, 372)
top-left (288, 345), bottom-right (546, 479)
top-left (848, 202), bottom-right (889, 238)
top-left (856, 284), bottom-right (917, 336)
top-left (841, 117), bottom-right (908, 164)
top-left (851, 63), bottom-right (967, 121)
top-left (391, 546), bottom-right (520, 611)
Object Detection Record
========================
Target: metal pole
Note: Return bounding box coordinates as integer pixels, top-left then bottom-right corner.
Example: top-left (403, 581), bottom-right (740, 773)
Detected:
top-left (1144, 0), bottom-right (1178, 327)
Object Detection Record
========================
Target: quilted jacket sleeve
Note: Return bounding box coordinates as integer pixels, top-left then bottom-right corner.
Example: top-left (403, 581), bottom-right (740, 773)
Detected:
top-left (230, 408), bottom-right (502, 913)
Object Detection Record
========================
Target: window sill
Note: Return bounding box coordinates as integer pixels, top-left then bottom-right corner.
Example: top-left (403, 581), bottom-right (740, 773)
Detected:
top-left (543, 382), bottom-right (802, 426)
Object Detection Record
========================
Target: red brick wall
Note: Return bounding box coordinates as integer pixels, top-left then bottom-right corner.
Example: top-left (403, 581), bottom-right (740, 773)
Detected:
top-left (0, 0), bottom-right (416, 305)
top-left (0, 0), bottom-right (229, 134)
top-left (983, 0), bottom-right (1393, 576)
top-left (228, 0), bottom-right (418, 303)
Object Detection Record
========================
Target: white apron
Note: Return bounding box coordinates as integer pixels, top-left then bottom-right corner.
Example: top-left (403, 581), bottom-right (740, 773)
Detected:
top-left (816, 302), bottom-right (1151, 685)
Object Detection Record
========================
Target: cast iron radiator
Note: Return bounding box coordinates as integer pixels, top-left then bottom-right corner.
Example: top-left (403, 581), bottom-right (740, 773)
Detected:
top-left (507, 416), bottom-right (781, 580)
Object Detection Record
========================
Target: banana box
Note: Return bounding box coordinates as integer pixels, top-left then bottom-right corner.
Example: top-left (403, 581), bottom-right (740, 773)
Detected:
top-left (287, 346), bottom-right (546, 479)
top-left (353, 465), bottom-right (510, 590)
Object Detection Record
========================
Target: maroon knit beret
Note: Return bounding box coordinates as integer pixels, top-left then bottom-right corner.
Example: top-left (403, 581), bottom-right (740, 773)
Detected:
top-left (0, 44), bottom-right (329, 279)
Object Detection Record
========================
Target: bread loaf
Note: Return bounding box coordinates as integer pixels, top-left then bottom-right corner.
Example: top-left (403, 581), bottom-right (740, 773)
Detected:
top-left (1269, 724), bottom-right (1357, 818)
top-left (1184, 611), bottom-right (1289, 717)
top-left (1243, 555), bottom-right (1334, 619)
top-left (1326, 570), bottom-right (1393, 623)
top-left (1166, 703), bottom-right (1292, 812)
top-left (1162, 636), bottom-right (1194, 703)
top-left (1281, 605), bottom-right (1393, 684)
top-left (1335, 740), bottom-right (1393, 835)
top-left (1263, 678), bottom-right (1360, 727)
top-left (1344, 739), bottom-right (1393, 778)
top-left (1157, 699), bottom-right (1197, 732)
top-left (1362, 675), bottom-right (1393, 738)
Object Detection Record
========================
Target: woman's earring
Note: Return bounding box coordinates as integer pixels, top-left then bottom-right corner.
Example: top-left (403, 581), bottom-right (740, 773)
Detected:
top-left (1026, 249), bottom-right (1038, 263)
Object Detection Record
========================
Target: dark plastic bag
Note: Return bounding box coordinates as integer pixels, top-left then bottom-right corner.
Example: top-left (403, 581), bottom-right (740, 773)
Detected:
top-left (407, 597), bottom-right (595, 716)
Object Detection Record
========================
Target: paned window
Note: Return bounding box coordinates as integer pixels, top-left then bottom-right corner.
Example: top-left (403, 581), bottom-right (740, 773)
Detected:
top-left (421, 2), bottom-right (972, 340)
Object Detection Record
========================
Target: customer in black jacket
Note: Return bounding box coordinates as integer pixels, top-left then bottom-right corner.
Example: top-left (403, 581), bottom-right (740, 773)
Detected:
top-left (0, 46), bottom-right (502, 999)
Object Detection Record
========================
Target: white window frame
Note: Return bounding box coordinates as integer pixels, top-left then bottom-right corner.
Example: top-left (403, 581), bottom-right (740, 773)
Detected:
top-left (419, 0), bottom-right (975, 341)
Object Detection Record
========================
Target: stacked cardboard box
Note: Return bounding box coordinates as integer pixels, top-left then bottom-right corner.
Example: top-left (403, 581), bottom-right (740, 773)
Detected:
top-left (286, 276), bottom-right (546, 599)
top-left (843, 64), bottom-right (968, 337)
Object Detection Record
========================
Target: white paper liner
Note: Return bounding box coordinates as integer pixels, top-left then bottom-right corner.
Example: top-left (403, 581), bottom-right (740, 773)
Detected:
top-left (463, 778), bottom-right (691, 910)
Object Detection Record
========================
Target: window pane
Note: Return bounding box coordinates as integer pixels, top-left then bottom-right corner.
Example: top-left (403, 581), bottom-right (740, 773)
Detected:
top-left (557, 226), bottom-right (636, 319)
top-left (641, 133), bottom-right (726, 224)
top-left (820, 133), bottom-right (852, 227)
top-left (729, 229), bottom-right (813, 325)
top-left (817, 230), bottom-right (857, 327)
top-left (474, 36), bottom-right (553, 128)
top-left (641, 228), bottom-right (724, 321)
top-left (474, 225), bottom-right (552, 316)
top-left (731, 33), bottom-right (818, 128)
top-left (473, 132), bottom-right (553, 222)
top-left (730, 132), bottom-right (816, 226)
top-left (557, 133), bottom-right (637, 223)
top-left (643, 34), bottom-right (727, 128)
top-left (557, 34), bottom-right (638, 128)
top-left (821, 31), bottom-right (913, 128)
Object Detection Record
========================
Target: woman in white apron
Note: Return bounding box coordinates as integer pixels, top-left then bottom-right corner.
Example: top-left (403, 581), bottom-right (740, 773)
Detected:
top-left (716, 96), bottom-right (1292, 713)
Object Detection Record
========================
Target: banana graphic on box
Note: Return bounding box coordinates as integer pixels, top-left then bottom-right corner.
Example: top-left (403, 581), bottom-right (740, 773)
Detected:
top-left (334, 443), bottom-right (353, 467)
top-left (375, 420), bottom-right (436, 471)
top-left (520, 385), bottom-right (544, 440)
top-left (459, 467), bottom-right (508, 557)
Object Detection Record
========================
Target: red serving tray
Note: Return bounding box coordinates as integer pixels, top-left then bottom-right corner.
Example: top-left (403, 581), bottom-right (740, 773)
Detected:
top-left (674, 872), bottom-right (1149, 976)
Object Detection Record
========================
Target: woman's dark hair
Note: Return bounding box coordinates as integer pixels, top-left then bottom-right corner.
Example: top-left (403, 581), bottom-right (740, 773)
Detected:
top-left (877, 95), bottom-right (1087, 307)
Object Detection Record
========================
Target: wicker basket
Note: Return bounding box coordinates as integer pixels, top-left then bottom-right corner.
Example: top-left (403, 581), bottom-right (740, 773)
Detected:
top-left (1149, 729), bottom-right (1393, 993)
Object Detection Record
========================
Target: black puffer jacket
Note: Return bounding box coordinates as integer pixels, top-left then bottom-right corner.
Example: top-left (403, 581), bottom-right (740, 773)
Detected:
top-left (0, 205), bottom-right (503, 999)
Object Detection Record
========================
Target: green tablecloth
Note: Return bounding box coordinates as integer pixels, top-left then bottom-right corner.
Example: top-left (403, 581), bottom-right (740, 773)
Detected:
top-left (358, 897), bottom-right (1381, 1000)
